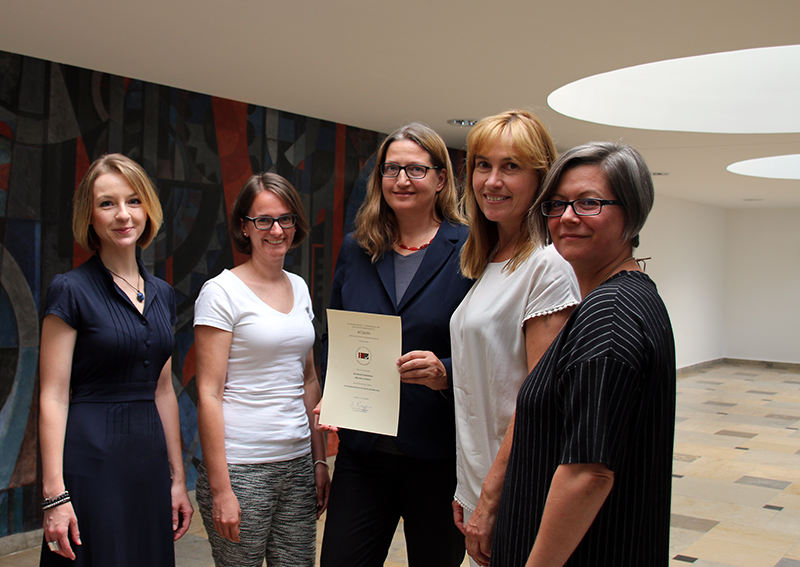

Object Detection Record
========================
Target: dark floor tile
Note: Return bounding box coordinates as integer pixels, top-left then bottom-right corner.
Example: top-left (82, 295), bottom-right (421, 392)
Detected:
top-left (670, 513), bottom-right (719, 533)
top-left (716, 430), bottom-right (758, 438)
top-left (735, 475), bottom-right (792, 490)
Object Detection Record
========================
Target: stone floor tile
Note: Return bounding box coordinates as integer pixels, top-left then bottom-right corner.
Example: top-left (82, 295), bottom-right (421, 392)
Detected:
top-left (679, 537), bottom-right (785, 567)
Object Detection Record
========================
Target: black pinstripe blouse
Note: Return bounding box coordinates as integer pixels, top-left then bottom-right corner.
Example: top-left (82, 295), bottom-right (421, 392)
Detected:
top-left (493, 271), bottom-right (676, 566)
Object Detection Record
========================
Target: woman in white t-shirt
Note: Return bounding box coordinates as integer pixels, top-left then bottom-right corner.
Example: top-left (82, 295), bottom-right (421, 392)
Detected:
top-left (450, 110), bottom-right (580, 567)
top-left (193, 173), bottom-right (329, 567)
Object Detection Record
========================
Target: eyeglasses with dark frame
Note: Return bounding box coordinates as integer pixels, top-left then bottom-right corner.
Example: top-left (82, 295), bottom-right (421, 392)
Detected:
top-left (379, 163), bottom-right (441, 179)
top-left (541, 198), bottom-right (622, 217)
top-left (243, 214), bottom-right (298, 231)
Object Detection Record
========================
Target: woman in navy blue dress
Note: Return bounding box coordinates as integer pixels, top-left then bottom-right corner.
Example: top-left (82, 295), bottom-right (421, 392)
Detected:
top-left (38, 154), bottom-right (193, 566)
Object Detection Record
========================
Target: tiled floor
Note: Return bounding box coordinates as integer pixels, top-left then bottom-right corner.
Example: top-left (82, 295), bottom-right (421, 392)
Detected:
top-left (3, 361), bottom-right (800, 567)
top-left (670, 362), bottom-right (800, 567)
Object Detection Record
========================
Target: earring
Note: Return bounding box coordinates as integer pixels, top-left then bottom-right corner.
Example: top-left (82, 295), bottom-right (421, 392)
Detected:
top-left (243, 232), bottom-right (248, 238)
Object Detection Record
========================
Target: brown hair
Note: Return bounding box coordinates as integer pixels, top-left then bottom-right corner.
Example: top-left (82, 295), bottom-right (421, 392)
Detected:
top-left (230, 173), bottom-right (310, 255)
top-left (353, 122), bottom-right (463, 262)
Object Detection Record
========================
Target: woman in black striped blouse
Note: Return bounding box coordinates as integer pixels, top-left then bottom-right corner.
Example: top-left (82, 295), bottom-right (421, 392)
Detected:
top-left (491, 142), bottom-right (675, 566)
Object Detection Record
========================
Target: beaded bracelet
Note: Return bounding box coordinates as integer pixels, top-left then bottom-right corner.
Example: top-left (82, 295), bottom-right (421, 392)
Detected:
top-left (42, 491), bottom-right (71, 510)
top-left (313, 460), bottom-right (329, 468)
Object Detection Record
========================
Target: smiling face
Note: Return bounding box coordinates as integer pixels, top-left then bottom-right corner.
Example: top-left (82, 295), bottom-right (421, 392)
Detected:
top-left (547, 164), bottom-right (629, 275)
top-left (90, 172), bottom-right (148, 252)
top-left (242, 189), bottom-right (296, 262)
top-left (381, 139), bottom-right (445, 218)
top-left (471, 137), bottom-right (540, 234)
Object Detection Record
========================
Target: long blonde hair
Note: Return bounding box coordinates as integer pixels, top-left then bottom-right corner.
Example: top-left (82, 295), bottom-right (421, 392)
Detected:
top-left (354, 123), bottom-right (463, 263)
top-left (459, 110), bottom-right (557, 279)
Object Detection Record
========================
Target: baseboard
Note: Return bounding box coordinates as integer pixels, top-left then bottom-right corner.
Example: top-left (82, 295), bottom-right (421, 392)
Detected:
top-left (0, 528), bottom-right (42, 557)
top-left (678, 357), bottom-right (800, 377)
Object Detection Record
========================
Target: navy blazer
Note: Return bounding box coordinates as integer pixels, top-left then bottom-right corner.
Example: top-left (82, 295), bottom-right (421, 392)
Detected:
top-left (322, 220), bottom-right (472, 460)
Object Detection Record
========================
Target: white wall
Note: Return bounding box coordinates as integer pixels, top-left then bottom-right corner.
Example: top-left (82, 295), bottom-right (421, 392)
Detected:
top-left (638, 195), bottom-right (728, 368)
top-left (724, 209), bottom-right (800, 364)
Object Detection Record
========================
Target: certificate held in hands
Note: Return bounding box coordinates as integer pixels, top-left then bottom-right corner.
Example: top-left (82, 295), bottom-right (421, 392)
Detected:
top-left (321, 309), bottom-right (402, 436)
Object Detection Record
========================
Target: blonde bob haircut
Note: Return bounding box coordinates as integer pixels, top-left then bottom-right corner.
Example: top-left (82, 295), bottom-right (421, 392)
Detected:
top-left (230, 173), bottom-right (310, 255)
top-left (73, 154), bottom-right (163, 254)
top-left (354, 122), bottom-right (463, 263)
top-left (459, 110), bottom-right (557, 279)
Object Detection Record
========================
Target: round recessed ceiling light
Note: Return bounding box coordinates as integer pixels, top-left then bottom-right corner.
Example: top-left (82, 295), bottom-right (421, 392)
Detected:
top-left (727, 154), bottom-right (800, 180)
top-left (548, 45), bottom-right (800, 134)
top-left (447, 119), bottom-right (478, 127)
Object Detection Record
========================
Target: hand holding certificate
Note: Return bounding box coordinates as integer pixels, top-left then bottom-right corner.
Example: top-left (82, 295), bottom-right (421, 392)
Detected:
top-left (320, 309), bottom-right (402, 436)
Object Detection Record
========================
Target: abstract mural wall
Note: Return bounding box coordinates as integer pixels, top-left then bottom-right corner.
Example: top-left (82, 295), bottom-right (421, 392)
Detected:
top-left (0, 48), bottom-right (466, 540)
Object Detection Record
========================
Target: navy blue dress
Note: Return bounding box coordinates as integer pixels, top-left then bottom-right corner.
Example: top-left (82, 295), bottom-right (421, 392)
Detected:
top-left (40, 255), bottom-right (177, 567)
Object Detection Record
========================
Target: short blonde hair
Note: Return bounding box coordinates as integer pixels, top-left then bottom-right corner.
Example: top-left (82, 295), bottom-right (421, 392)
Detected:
top-left (73, 154), bottom-right (163, 253)
top-left (460, 110), bottom-right (557, 279)
top-left (354, 123), bottom-right (463, 262)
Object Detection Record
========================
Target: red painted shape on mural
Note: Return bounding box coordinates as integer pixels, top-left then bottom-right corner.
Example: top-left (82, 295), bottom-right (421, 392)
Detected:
top-left (0, 163), bottom-right (9, 191)
top-left (73, 138), bottom-right (92, 268)
top-left (332, 124), bottom-right (346, 274)
top-left (165, 256), bottom-right (173, 285)
top-left (182, 342), bottom-right (196, 386)
top-left (0, 121), bottom-right (12, 139)
top-left (212, 97), bottom-right (252, 267)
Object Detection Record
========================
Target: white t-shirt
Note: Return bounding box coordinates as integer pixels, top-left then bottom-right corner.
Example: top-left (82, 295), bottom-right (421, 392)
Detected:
top-left (194, 269), bottom-right (315, 464)
top-left (451, 244), bottom-right (580, 513)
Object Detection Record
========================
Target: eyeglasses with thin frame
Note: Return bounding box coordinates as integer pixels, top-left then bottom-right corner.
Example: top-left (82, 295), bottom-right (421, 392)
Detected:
top-left (243, 214), bottom-right (297, 230)
top-left (379, 163), bottom-right (440, 179)
top-left (541, 198), bottom-right (622, 217)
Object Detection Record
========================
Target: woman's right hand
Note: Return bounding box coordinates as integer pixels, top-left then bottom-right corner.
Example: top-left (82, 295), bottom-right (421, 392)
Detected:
top-left (212, 489), bottom-right (241, 542)
top-left (43, 502), bottom-right (81, 560)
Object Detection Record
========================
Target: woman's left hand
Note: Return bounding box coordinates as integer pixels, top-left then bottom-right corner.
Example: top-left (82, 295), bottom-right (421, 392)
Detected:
top-left (171, 482), bottom-right (194, 541)
top-left (314, 462), bottom-right (331, 518)
top-left (397, 350), bottom-right (447, 390)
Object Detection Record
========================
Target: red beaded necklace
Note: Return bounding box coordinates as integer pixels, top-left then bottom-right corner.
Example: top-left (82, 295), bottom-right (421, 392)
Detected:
top-left (397, 238), bottom-right (434, 252)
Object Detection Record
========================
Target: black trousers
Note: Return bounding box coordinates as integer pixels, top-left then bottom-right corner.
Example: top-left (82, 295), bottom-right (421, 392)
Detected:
top-left (320, 444), bottom-right (465, 567)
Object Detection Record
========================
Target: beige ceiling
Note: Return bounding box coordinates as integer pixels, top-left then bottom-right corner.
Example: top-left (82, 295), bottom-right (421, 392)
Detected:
top-left (2, 0), bottom-right (799, 208)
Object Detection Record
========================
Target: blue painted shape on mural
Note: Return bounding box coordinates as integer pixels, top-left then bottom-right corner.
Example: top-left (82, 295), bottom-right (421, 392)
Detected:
top-left (125, 80), bottom-right (144, 110)
top-left (346, 153), bottom-right (376, 233)
top-left (4, 219), bottom-right (41, 307)
top-left (248, 106), bottom-right (264, 139)
top-left (279, 112), bottom-right (304, 143)
top-left (0, 489), bottom-right (8, 536)
top-left (14, 486), bottom-right (23, 532)
top-left (175, 331), bottom-right (194, 376)
top-left (0, 136), bottom-right (11, 164)
top-left (317, 121), bottom-right (336, 152)
top-left (187, 93), bottom-right (212, 124)
top-left (0, 346), bottom-right (37, 488)
top-left (0, 287), bottom-right (19, 347)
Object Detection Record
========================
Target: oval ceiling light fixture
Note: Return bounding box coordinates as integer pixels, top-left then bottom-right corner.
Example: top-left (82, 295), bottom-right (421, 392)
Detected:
top-left (727, 154), bottom-right (800, 180)
top-left (548, 45), bottom-right (800, 134)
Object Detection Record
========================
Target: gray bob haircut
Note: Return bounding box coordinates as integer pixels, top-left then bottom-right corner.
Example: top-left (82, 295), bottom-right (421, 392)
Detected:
top-left (530, 141), bottom-right (654, 248)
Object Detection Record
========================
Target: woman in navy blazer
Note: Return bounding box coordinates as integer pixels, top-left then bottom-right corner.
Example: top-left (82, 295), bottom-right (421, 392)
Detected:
top-left (319, 123), bottom-right (472, 567)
